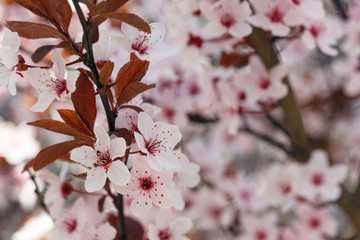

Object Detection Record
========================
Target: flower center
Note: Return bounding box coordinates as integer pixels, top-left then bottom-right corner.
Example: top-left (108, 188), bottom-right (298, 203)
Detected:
top-left (93, 150), bottom-right (112, 171)
top-left (259, 76), bottom-right (271, 89)
top-left (187, 33), bottom-right (203, 48)
top-left (61, 180), bottom-right (74, 199)
top-left (309, 25), bottom-right (322, 38)
top-left (281, 183), bottom-right (292, 195)
top-left (293, 0), bottom-right (301, 5)
top-left (51, 78), bottom-right (69, 98)
top-left (309, 217), bottom-right (321, 229)
top-left (145, 138), bottom-right (163, 155)
top-left (131, 34), bottom-right (150, 55)
top-left (255, 230), bottom-right (267, 240)
top-left (158, 229), bottom-right (172, 240)
top-left (267, 7), bottom-right (284, 23)
top-left (139, 177), bottom-right (154, 190)
top-left (65, 219), bottom-right (77, 233)
top-left (312, 173), bottom-right (323, 186)
top-left (221, 13), bottom-right (235, 28)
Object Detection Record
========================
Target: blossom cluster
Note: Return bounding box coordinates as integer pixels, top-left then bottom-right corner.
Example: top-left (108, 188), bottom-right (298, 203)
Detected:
top-left (0, 0), bottom-right (359, 240)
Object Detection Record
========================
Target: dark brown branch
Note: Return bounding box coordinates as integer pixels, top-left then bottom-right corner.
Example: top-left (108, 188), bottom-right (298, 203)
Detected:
top-left (72, 0), bottom-right (126, 238)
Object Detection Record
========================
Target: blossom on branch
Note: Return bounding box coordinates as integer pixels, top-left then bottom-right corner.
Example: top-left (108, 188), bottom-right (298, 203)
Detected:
top-left (116, 22), bottom-right (179, 61)
top-left (28, 50), bottom-right (80, 112)
top-left (0, 29), bottom-right (20, 95)
top-left (134, 112), bottom-right (182, 171)
top-left (70, 125), bottom-right (130, 192)
top-left (114, 157), bottom-right (174, 215)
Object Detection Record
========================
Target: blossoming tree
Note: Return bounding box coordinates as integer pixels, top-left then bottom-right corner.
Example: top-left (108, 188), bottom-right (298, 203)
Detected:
top-left (0, 0), bottom-right (360, 240)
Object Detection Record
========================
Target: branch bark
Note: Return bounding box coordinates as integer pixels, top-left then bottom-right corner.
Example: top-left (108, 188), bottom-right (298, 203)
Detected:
top-left (72, 1), bottom-right (126, 238)
top-left (248, 27), bottom-right (310, 162)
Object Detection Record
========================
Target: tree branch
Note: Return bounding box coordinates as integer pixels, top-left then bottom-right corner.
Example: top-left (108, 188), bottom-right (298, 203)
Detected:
top-left (72, 0), bottom-right (126, 238)
top-left (248, 27), bottom-right (310, 162)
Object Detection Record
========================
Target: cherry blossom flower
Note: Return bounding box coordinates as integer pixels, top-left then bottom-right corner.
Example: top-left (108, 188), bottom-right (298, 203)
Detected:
top-left (237, 212), bottom-right (279, 240)
top-left (244, 55), bottom-right (288, 104)
top-left (200, 0), bottom-right (253, 38)
top-left (292, 204), bottom-right (337, 239)
top-left (84, 222), bottom-right (117, 240)
top-left (298, 149), bottom-right (348, 202)
top-left (50, 198), bottom-right (87, 240)
top-left (0, 121), bottom-right (40, 165)
top-left (248, 0), bottom-right (293, 36)
top-left (301, 17), bottom-right (343, 56)
top-left (70, 125), bottom-right (130, 192)
top-left (114, 156), bottom-right (174, 215)
top-left (116, 22), bottom-right (179, 61)
top-left (134, 111), bottom-right (182, 171)
top-left (262, 162), bottom-right (301, 206)
top-left (0, 29), bottom-right (20, 95)
top-left (28, 50), bottom-right (80, 112)
top-left (148, 211), bottom-right (193, 240)
top-left (283, 0), bottom-right (325, 26)
top-left (38, 169), bottom-right (74, 207)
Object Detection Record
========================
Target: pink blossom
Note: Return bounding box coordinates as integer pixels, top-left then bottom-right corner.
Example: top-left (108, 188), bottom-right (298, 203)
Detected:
top-left (245, 55), bottom-right (288, 104)
top-left (148, 211), bottom-right (193, 240)
top-left (298, 150), bottom-right (348, 202)
top-left (248, 0), bottom-right (293, 36)
top-left (293, 204), bottom-right (337, 239)
top-left (70, 125), bottom-right (130, 192)
top-left (134, 111), bottom-right (182, 171)
top-left (262, 162), bottom-right (301, 206)
top-left (28, 50), bottom-right (80, 112)
top-left (0, 29), bottom-right (20, 95)
top-left (116, 23), bottom-right (179, 61)
top-left (301, 17), bottom-right (343, 56)
top-left (237, 212), bottom-right (279, 240)
top-left (114, 157), bottom-right (174, 214)
top-left (200, 0), bottom-right (253, 38)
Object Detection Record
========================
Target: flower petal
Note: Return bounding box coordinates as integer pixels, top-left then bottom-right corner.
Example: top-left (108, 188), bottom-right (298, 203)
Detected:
top-left (52, 50), bottom-right (66, 79)
top-left (107, 160), bottom-right (131, 186)
top-left (149, 23), bottom-right (166, 45)
top-left (66, 70), bottom-right (80, 93)
top-left (85, 167), bottom-right (107, 192)
top-left (94, 125), bottom-right (110, 152)
top-left (110, 138), bottom-right (126, 158)
top-left (3, 30), bottom-right (20, 51)
top-left (137, 112), bottom-right (155, 140)
top-left (30, 93), bottom-right (56, 112)
top-left (70, 145), bottom-right (96, 168)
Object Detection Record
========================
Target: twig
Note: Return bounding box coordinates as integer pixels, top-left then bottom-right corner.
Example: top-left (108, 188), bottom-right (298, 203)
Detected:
top-left (72, 0), bottom-right (126, 238)
top-left (29, 172), bottom-right (49, 214)
top-left (241, 126), bottom-right (294, 157)
top-left (266, 113), bottom-right (290, 137)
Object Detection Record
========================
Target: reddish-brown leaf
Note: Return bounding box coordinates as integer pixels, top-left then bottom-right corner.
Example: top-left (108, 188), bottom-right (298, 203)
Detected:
top-left (114, 58), bottom-right (149, 102)
top-left (93, 0), bottom-right (129, 15)
top-left (110, 128), bottom-right (133, 146)
top-left (71, 73), bottom-right (97, 131)
top-left (99, 61), bottom-right (114, 86)
top-left (57, 109), bottom-right (95, 137)
top-left (38, 0), bottom-right (72, 30)
top-left (98, 13), bottom-right (151, 33)
top-left (108, 215), bottom-right (144, 240)
top-left (13, 0), bottom-right (53, 24)
top-left (117, 82), bottom-right (155, 106)
top-left (6, 21), bottom-right (67, 40)
top-left (27, 119), bottom-right (92, 139)
top-left (31, 42), bottom-right (73, 63)
top-left (13, 0), bottom-right (72, 29)
top-left (32, 140), bottom-right (88, 171)
top-left (118, 105), bottom-right (143, 113)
